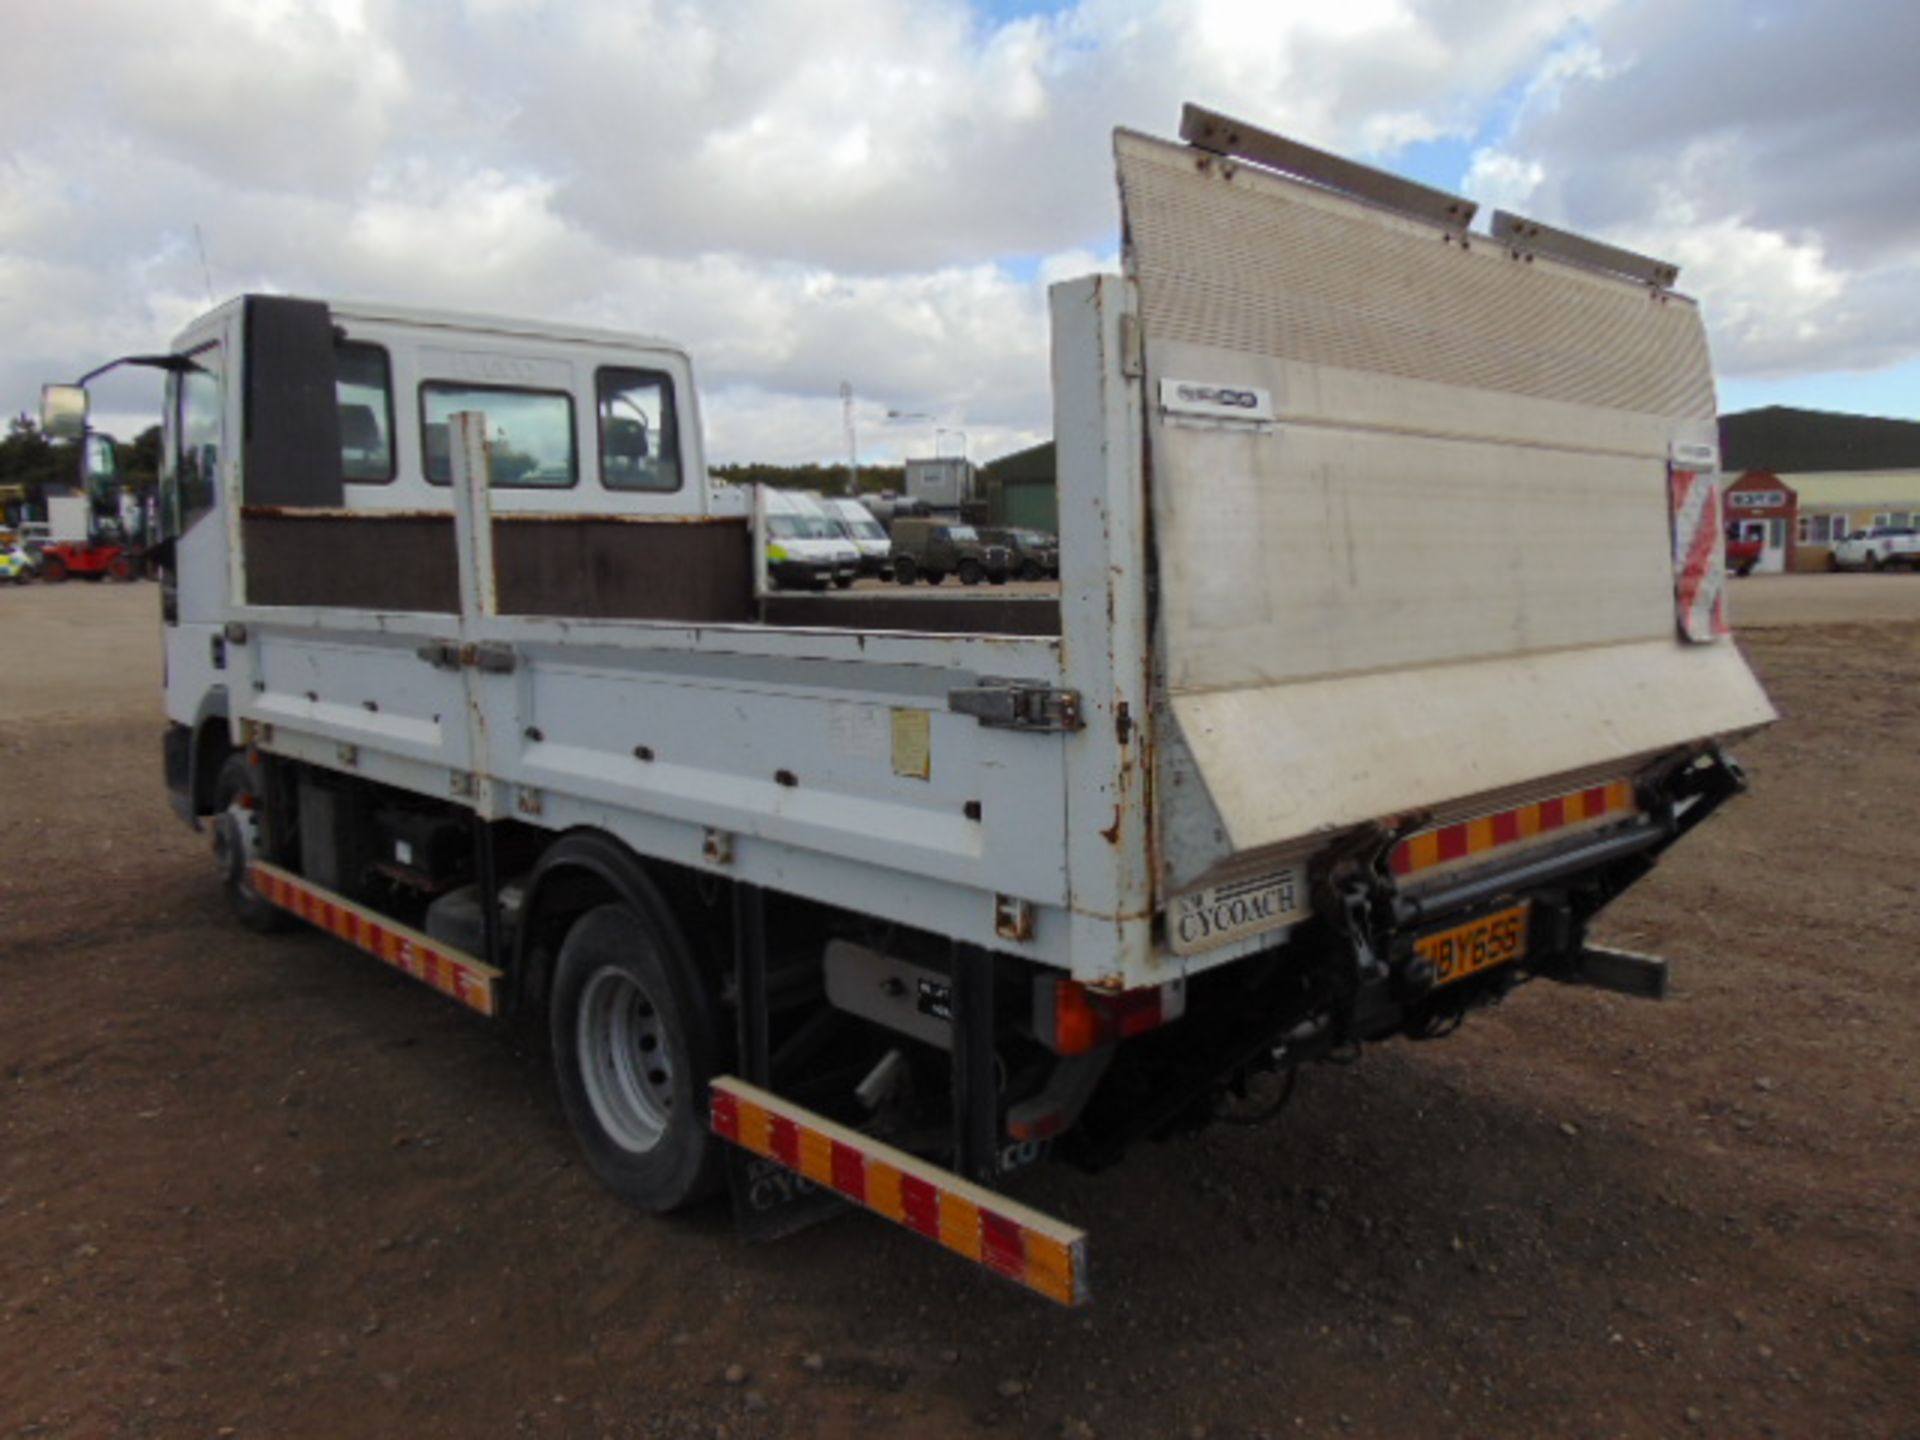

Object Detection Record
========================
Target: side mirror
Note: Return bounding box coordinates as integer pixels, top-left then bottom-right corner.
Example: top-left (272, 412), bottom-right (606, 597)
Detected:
top-left (41, 383), bottom-right (88, 440)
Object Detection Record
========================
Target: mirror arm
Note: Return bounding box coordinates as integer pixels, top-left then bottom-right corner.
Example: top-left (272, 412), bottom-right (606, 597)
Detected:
top-left (72, 353), bottom-right (199, 387)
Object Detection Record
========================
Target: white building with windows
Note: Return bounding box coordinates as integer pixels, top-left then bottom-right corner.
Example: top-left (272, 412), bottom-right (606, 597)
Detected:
top-left (1790, 472), bottom-right (1920, 570)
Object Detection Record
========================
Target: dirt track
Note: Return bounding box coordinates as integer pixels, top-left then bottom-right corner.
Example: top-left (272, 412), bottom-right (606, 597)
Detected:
top-left (2, 582), bottom-right (1916, 1439)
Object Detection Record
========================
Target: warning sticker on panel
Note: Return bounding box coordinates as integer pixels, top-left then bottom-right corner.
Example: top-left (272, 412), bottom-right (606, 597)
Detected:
top-left (890, 708), bottom-right (931, 780)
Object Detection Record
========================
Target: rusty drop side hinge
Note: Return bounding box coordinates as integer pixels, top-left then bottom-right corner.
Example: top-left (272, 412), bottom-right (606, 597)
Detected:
top-left (948, 680), bottom-right (1084, 733)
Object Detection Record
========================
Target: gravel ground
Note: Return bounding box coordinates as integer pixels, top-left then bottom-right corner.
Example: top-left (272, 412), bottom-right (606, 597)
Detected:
top-left (1, 582), bottom-right (1915, 1440)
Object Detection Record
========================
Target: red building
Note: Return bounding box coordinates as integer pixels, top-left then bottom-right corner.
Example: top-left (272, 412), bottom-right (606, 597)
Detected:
top-left (1722, 471), bottom-right (1798, 574)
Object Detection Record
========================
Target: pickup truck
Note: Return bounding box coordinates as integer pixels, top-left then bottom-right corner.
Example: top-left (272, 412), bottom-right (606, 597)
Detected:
top-left (53, 104), bottom-right (1773, 1306)
top-left (1829, 526), bottom-right (1920, 571)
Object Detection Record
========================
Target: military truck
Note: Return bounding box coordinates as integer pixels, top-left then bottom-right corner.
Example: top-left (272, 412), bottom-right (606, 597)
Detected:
top-left (888, 517), bottom-right (1010, 586)
top-left (978, 526), bottom-right (1058, 580)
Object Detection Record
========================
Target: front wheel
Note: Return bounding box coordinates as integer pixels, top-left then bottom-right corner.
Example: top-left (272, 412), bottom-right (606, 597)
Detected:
top-left (957, 559), bottom-right (984, 586)
top-left (41, 556), bottom-right (69, 583)
top-left (107, 555), bottom-right (136, 582)
top-left (1019, 560), bottom-right (1044, 581)
top-left (211, 753), bottom-right (292, 933)
top-left (832, 573), bottom-right (854, 590)
top-left (1868, 553), bottom-right (1884, 572)
top-left (550, 903), bottom-right (725, 1213)
top-left (922, 569), bottom-right (946, 586)
top-left (893, 557), bottom-right (918, 585)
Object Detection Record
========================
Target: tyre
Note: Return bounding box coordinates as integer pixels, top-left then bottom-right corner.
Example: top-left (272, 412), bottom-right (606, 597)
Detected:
top-left (211, 753), bottom-right (293, 933)
top-left (958, 559), bottom-right (984, 586)
top-left (1020, 559), bottom-right (1044, 581)
top-left (550, 902), bottom-right (725, 1213)
top-left (893, 556), bottom-right (918, 585)
top-left (13, 571), bottom-right (30, 586)
top-left (1868, 553), bottom-right (1883, 572)
top-left (107, 555), bottom-right (136, 582)
top-left (41, 556), bottom-right (68, 583)
top-left (923, 569), bottom-right (946, 586)
top-left (832, 573), bottom-right (854, 590)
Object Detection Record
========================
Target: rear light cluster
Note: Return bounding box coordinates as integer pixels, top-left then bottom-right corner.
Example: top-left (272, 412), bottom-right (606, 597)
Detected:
top-left (1037, 977), bottom-right (1187, 1055)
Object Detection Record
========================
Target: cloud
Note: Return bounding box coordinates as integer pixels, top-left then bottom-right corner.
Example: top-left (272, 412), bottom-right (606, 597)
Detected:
top-left (13, 0), bottom-right (1912, 460)
top-left (1463, 0), bottom-right (1920, 382)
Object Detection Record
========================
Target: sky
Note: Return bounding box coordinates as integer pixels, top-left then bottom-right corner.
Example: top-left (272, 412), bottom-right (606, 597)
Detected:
top-left (3, 0), bottom-right (1917, 466)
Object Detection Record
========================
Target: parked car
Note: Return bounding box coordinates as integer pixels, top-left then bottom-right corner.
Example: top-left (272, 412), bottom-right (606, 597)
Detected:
top-left (889, 518), bottom-right (1009, 586)
top-left (1829, 526), bottom-right (1920, 572)
top-left (818, 496), bottom-right (893, 578)
top-left (978, 526), bottom-right (1058, 580)
top-left (763, 489), bottom-right (861, 590)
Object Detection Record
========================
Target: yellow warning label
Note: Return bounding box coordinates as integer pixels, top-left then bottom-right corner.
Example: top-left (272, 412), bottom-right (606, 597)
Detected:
top-left (890, 708), bottom-right (931, 780)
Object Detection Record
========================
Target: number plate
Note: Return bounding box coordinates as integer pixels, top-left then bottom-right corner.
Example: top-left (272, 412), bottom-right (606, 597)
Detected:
top-left (1415, 903), bottom-right (1531, 988)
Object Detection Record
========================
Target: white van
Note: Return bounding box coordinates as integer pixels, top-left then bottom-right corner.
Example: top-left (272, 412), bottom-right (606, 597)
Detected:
top-left (818, 496), bottom-right (893, 578)
top-left (764, 488), bottom-right (859, 589)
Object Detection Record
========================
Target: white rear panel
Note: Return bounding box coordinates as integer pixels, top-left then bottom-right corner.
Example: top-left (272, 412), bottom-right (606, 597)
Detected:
top-left (1115, 129), bottom-right (1775, 890)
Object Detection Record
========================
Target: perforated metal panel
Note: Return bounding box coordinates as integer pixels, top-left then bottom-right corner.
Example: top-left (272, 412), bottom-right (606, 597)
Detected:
top-left (1119, 134), bottom-right (1714, 421)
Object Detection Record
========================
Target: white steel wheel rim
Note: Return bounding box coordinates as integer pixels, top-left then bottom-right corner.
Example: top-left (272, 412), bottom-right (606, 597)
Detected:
top-left (212, 798), bottom-right (258, 887)
top-left (578, 965), bottom-right (675, 1154)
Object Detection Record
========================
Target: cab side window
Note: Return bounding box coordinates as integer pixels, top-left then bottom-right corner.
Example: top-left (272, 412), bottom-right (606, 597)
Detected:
top-left (597, 367), bottom-right (682, 493)
top-left (337, 341), bottom-right (394, 482)
top-left (165, 343), bottom-right (223, 538)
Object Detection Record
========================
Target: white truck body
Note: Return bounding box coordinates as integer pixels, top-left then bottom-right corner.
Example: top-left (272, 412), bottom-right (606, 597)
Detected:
top-left (136, 107), bottom-right (1773, 1303)
top-left (762, 487), bottom-right (860, 588)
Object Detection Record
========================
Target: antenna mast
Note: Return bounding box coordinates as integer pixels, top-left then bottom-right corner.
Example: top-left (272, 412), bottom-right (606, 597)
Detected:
top-left (839, 381), bottom-right (858, 496)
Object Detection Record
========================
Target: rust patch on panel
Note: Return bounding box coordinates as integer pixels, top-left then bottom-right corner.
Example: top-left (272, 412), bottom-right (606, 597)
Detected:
top-left (243, 511), bottom-right (460, 612)
top-left (762, 594), bottom-right (1061, 637)
top-left (491, 515), bottom-right (753, 622)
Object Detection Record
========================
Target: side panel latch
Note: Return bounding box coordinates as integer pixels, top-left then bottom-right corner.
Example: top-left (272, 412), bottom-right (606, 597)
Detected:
top-left (948, 680), bottom-right (1084, 733)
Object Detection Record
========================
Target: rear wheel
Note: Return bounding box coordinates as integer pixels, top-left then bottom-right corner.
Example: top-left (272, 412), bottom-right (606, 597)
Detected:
top-left (41, 556), bottom-right (68, 583)
top-left (211, 753), bottom-right (292, 933)
top-left (107, 554), bottom-right (136, 582)
top-left (550, 903), bottom-right (725, 1213)
top-left (1869, 553), bottom-right (1884, 572)
top-left (893, 556), bottom-right (918, 585)
top-left (923, 569), bottom-right (946, 586)
top-left (1020, 559), bottom-right (1044, 581)
top-left (958, 559), bottom-right (984, 586)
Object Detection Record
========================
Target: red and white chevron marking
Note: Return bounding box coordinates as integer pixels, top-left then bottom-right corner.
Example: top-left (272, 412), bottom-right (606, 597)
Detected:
top-left (1670, 468), bottom-right (1729, 643)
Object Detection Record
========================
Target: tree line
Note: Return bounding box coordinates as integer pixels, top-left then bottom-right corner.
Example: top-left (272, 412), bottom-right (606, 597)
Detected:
top-left (711, 461), bottom-right (906, 494)
top-left (0, 415), bottom-right (161, 503)
top-left (0, 413), bottom-right (905, 508)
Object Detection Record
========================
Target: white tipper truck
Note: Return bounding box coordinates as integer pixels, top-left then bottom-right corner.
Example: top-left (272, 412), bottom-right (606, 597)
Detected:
top-left (56, 106), bottom-right (1773, 1305)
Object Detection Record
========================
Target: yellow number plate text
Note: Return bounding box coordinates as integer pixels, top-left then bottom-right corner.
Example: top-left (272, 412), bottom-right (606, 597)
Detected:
top-left (1416, 903), bottom-right (1531, 988)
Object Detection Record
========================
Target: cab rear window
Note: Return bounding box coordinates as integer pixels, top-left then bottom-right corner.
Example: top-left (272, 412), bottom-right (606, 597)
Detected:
top-left (421, 384), bottom-right (578, 488)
